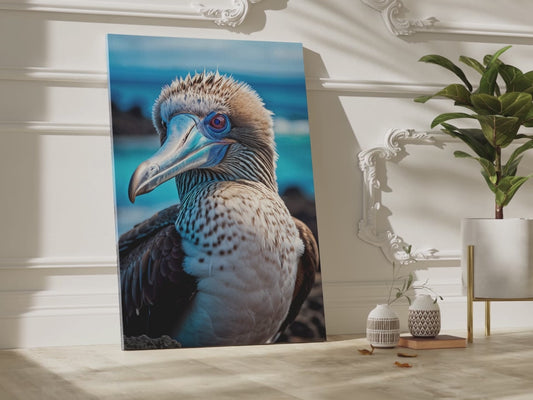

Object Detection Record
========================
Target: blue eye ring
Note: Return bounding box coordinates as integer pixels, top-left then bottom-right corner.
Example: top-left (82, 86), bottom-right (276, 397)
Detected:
top-left (204, 112), bottom-right (230, 136)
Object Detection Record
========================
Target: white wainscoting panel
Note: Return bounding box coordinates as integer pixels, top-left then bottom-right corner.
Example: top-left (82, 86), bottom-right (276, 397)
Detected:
top-left (1, 0), bottom-right (533, 348)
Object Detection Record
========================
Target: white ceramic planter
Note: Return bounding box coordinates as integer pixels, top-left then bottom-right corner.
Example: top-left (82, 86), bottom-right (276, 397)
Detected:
top-left (408, 294), bottom-right (441, 337)
top-left (366, 304), bottom-right (400, 348)
top-left (461, 218), bottom-right (533, 299)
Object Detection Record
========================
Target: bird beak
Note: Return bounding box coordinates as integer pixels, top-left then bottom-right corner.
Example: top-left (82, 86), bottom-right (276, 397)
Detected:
top-left (128, 113), bottom-right (235, 203)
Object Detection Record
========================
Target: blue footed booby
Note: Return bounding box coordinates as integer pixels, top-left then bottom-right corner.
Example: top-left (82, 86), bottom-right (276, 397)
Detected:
top-left (119, 72), bottom-right (319, 348)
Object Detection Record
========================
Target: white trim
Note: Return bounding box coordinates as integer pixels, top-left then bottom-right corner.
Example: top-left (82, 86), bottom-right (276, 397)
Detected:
top-left (0, 67), bottom-right (108, 86)
top-left (424, 22), bottom-right (533, 39)
top-left (0, 121), bottom-right (110, 136)
top-left (0, 66), bottom-right (449, 97)
top-left (361, 0), bottom-right (533, 39)
top-left (0, 0), bottom-right (263, 27)
top-left (306, 77), bottom-right (443, 97)
top-left (0, 256), bottom-right (116, 269)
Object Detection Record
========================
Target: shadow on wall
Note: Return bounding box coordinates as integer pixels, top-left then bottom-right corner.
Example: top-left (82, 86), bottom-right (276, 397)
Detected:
top-left (0, 7), bottom-right (46, 348)
top-left (235, 0), bottom-right (289, 34)
top-left (301, 48), bottom-right (365, 304)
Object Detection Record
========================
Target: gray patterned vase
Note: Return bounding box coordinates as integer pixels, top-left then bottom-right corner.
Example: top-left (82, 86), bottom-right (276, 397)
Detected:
top-left (408, 294), bottom-right (441, 337)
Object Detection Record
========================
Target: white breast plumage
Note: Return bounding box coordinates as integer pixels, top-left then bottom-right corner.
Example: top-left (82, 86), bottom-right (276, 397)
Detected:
top-left (172, 180), bottom-right (303, 347)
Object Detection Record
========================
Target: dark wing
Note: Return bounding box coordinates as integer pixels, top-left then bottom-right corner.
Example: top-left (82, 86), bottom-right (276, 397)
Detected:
top-left (119, 205), bottom-right (197, 338)
top-left (276, 217), bottom-right (319, 337)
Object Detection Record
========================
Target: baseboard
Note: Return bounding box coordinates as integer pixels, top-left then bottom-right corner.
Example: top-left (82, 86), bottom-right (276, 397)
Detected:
top-left (0, 256), bottom-right (121, 348)
top-left (2, 259), bottom-right (533, 348)
top-left (322, 275), bottom-right (533, 336)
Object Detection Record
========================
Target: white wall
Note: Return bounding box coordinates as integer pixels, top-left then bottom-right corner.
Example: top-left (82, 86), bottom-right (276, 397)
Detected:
top-left (1, 0), bottom-right (533, 348)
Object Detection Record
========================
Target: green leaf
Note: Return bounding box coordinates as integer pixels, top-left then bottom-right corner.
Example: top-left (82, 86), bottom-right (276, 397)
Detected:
top-left (431, 112), bottom-right (475, 128)
top-left (470, 94), bottom-right (501, 114)
top-left (474, 115), bottom-right (520, 147)
top-left (505, 139), bottom-right (533, 175)
top-left (503, 155), bottom-right (522, 177)
top-left (453, 151), bottom-right (497, 185)
top-left (460, 55), bottom-right (485, 75)
top-left (414, 84), bottom-right (472, 106)
top-left (483, 46), bottom-right (512, 66)
top-left (479, 63), bottom-right (500, 95)
top-left (500, 92), bottom-right (532, 120)
top-left (453, 150), bottom-right (473, 158)
top-left (441, 124), bottom-right (496, 161)
top-left (418, 54), bottom-right (473, 91)
top-left (521, 108), bottom-right (533, 127)
top-left (508, 75), bottom-right (533, 93)
top-left (513, 71), bottom-right (533, 93)
top-left (406, 273), bottom-right (413, 290)
top-left (479, 46), bottom-right (512, 95)
top-left (481, 169), bottom-right (497, 192)
top-left (477, 157), bottom-right (497, 179)
top-left (496, 175), bottom-right (533, 206)
top-left (499, 64), bottom-right (523, 88)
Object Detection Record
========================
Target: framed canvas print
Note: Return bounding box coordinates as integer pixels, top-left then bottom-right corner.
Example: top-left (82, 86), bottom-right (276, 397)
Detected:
top-left (107, 34), bottom-right (324, 349)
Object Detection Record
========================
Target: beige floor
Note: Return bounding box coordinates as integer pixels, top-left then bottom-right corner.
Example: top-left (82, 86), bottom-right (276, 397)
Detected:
top-left (0, 331), bottom-right (532, 400)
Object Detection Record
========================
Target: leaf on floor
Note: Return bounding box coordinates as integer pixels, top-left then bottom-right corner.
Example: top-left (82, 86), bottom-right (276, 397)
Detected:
top-left (358, 345), bottom-right (375, 355)
top-left (394, 361), bottom-right (412, 368)
top-left (397, 352), bottom-right (417, 358)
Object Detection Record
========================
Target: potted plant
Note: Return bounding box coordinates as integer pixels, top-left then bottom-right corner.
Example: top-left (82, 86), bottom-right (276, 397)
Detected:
top-left (415, 46), bottom-right (533, 298)
top-left (366, 246), bottom-right (443, 346)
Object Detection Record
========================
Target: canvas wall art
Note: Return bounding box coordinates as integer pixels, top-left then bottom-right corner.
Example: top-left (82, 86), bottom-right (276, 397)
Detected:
top-left (107, 34), bottom-right (325, 349)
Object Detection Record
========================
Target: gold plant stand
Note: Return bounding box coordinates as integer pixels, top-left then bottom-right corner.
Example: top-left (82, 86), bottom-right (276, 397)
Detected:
top-left (466, 245), bottom-right (533, 343)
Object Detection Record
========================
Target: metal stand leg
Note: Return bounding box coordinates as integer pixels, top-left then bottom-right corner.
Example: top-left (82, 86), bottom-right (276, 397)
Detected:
top-left (485, 301), bottom-right (491, 336)
top-left (467, 245), bottom-right (474, 343)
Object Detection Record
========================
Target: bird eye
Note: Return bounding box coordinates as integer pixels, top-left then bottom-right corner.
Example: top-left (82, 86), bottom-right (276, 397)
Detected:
top-left (204, 112), bottom-right (230, 135)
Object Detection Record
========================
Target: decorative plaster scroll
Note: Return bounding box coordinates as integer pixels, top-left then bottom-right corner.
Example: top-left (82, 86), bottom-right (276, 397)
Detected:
top-left (360, 0), bottom-right (437, 36)
top-left (0, 0), bottom-right (263, 27)
top-left (362, 0), bottom-right (533, 39)
top-left (358, 128), bottom-right (442, 263)
top-left (194, 0), bottom-right (263, 27)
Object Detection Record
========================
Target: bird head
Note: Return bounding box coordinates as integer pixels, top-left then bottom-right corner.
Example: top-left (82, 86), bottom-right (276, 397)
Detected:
top-left (128, 71), bottom-right (277, 203)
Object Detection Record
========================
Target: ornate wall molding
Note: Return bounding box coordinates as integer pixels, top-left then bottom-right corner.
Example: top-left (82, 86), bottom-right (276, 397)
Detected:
top-left (360, 0), bottom-right (437, 36)
top-left (194, 0), bottom-right (263, 27)
top-left (358, 128), bottom-right (449, 263)
top-left (362, 0), bottom-right (533, 39)
top-left (0, 0), bottom-right (263, 27)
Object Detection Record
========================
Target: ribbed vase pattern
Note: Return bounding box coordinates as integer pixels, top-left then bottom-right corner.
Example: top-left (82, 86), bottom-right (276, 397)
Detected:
top-left (366, 304), bottom-right (400, 347)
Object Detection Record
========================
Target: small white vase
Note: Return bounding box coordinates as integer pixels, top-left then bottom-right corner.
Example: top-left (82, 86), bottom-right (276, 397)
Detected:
top-left (408, 294), bottom-right (441, 337)
top-left (366, 304), bottom-right (400, 348)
